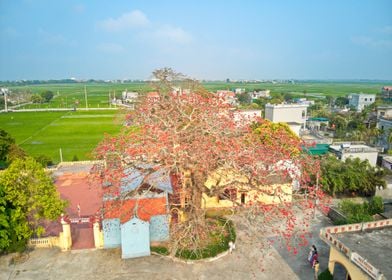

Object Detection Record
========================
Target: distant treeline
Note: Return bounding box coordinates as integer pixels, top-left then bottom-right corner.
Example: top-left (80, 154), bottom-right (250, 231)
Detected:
top-left (0, 79), bottom-right (146, 86)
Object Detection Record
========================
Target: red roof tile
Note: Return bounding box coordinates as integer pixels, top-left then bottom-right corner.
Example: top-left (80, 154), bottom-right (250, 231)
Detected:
top-left (104, 196), bottom-right (167, 223)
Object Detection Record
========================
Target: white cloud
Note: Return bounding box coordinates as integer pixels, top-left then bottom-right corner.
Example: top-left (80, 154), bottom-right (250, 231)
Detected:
top-left (154, 25), bottom-right (193, 45)
top-left (99, 10), bottom-right (149, 32)
top-left (97, 43), bottom-right (125, 53)
top-left (351, 36), bottom-right (392, 48)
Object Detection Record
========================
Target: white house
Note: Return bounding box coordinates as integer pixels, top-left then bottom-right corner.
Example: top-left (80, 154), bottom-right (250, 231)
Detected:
top-left (251, 90), bottom-right (270, 99)
top-left (377, 116), bottom-right (392, 152)
top-left (233, 109), bottom-right (261, 125)
top-left (122, 91), bottom-right (139, 103)
top-left (348, 93), bottom-right (376, 112)
top-left (382, 86), bottom-right (392, 101)
top-left (264, 103), bottom-right (308, 136)
top-left (329, 143), bottom-right (379, 167)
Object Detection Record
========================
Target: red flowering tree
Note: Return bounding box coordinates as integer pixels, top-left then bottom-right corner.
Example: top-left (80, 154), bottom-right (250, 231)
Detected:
top-left (95, 68), bottom-right (324, 256)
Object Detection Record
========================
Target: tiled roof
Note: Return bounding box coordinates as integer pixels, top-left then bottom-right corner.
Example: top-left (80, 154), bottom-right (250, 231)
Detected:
top-left (104, 197), bottom-right (167, 223)
top-left (121, 165), bottom-right (173, 194)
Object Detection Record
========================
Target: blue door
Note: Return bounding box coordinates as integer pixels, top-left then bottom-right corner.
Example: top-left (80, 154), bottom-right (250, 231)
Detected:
top-left (121, 217), bottom-right (150, 259)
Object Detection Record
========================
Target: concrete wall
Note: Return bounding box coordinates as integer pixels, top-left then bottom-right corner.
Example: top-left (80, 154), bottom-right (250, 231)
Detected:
top-left (265, 104), bottom-right (308, 125)
top-left (149, 215), bottom-right (170, 242)
top-left (341, 152), bottom-right (378, 167)
top-left (202, 183), bottom-right (292, 208)
top-left (349, 94), bottom-right (376, 111)
top-left (103, 218), bottom-right (121, 248)
top-left (328, 247), bottom-right (369, 280)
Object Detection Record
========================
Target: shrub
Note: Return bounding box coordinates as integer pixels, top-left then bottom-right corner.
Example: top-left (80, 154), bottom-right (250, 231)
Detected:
top-left (318, 269), bottom-right (333, 280)
top-left (367, 196), bottom-right (384, 215)
top-left (338, 199), bottom-right (373, 224)
top-left (35, 155), bottom-right (53, 167)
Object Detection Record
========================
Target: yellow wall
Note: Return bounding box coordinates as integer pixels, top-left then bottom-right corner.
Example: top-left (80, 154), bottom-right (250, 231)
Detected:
top-left (203, 168), bottom-right (292, 208)
top-left (202, 183), bottom-right (292, 209)
top-left (328, 247), bottom-right (369, 280)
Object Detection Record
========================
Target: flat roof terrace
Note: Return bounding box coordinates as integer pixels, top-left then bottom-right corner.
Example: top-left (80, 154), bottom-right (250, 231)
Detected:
top-left (320, 219), bottom-right (392, 280)
top-left (336, 228), bottom-right (392, 279)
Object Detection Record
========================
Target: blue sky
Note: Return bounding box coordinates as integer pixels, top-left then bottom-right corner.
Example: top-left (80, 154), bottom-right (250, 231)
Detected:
top-left (0, 0), bottom-right (391, 80)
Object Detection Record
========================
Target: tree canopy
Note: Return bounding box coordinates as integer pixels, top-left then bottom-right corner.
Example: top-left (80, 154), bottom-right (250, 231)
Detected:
top-left (0, 157), bottom-right (66, 252)
top-left (320, 155), bottom-right (386, 197)
top-left (0, 129), bottom-right (14, 163)
top-left (96, 68), bottom-right (322, 256)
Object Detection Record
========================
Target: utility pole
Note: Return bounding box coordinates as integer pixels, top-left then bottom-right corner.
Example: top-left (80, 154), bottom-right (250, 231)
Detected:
top-left (84, 85), bottom-right (88, 109)
top-left (109, 91), bottom-right (111, 108)
top-left (4, 91), bottom-right (8, 112)
top-left (59, 148), bottom-right (63, 162)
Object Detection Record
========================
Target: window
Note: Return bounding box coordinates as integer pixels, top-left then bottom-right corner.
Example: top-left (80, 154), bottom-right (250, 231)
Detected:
top-left (241, 193), bottom-right (246, 204)
top-left (365, 98), bottom-right (368, 101)
top-left (370, 98), bottom-right (373, 101)
top-left (219, 188), bottom-right (237, 201)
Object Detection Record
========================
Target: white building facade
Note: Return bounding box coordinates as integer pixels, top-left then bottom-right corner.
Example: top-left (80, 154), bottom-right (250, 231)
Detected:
top-left (264, 103), bottom-right (308, 136)
top-left (329, 143), bottom-right (379, 167)
top-left (348, 94), bottom-right (376, 112)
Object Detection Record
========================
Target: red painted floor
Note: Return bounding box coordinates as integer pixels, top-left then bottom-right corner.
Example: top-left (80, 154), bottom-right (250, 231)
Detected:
top-left (55, 172), bottom-right (102, 217)
top-left (53, 168), bottom-right (102, 250)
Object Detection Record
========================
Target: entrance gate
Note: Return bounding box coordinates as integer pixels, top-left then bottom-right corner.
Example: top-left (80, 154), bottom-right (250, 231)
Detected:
top-left (70, 216), bottom-right (95, 250)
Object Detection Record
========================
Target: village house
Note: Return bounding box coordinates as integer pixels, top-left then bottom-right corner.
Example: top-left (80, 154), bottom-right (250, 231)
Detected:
top-left (328, 142), bottom-right (379, 167)
top-left (376, 105), bottom-right (392, 152)
top-left (202, 168), bottom-right (293, 208)
top-left (216, 90), bottom-right (237, 105)
top-left (102, 164), bottom-right (173, 259)
top-left (122, 91), bottom-right (139, 103)
top-left (382, 86), bottom-right (392, 102)
top-left (264, 103), bottom-right (308, 136)
top-left (250, 89), bottom-right (270, 100)
top-left (348, 93), bottom-right (376, 112)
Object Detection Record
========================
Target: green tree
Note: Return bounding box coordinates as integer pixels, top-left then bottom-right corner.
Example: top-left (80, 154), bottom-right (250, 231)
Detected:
top-left (31, 94), bottom-right (44, 103)
top-left (236, 92), bottom-right (252, 104)
top-left (0, 157), bottom-right (66, 252)
top-left (34, 155), bottom-right (53, 167)
top-left (0, 130), bottom-right (15, 164)
top-left (320, 156), bottom-right (386, 197)
top-left (335, 96), bottom-right (348, 108)
top-left (40, 90), bottom-right (54, 102)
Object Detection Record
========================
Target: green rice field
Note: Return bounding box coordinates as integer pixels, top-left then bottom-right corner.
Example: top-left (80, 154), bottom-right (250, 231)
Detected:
top-left (1, 81), bottom-right (388, 163)
top-left (0, 110), bottom-right (122, 162)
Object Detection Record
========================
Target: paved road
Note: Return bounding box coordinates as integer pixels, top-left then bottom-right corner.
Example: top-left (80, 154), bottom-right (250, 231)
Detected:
top-left (0, 211), bottom-right (332, 280)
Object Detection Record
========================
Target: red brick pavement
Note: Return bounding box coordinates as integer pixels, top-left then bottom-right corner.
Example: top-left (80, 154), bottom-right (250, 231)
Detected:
top-left (54, 171), bottom-right (102, 249)
top-left (55, 172), bottom-right (102, 217)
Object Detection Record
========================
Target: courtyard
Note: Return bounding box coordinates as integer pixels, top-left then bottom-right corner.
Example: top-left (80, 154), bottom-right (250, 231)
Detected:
top-left (0, 211), bottom-right (331, 280)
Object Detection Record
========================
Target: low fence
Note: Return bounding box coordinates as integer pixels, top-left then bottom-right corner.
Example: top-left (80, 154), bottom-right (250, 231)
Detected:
top-left (28, 236), bottom-right (59, 248)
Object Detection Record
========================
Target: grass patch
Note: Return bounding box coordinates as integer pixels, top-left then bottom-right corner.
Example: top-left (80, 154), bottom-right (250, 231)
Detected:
top-left (150, 246), bottom-right (169, 255)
